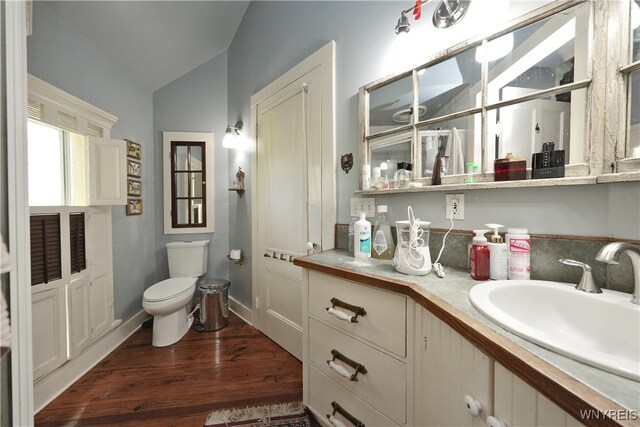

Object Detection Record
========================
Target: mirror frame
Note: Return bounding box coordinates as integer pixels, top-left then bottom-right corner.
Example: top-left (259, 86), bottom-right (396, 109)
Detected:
top-left (359, 0), bottom-right (639, 191)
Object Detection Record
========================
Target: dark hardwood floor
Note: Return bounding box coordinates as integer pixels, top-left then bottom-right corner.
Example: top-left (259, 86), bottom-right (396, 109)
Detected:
top-left (35, 313), bottom-right (303, 426)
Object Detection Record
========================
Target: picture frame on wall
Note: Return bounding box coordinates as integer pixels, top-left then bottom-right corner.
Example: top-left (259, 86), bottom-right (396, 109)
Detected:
top-left (127, 160), bottom-right (141, 178)
top-left (127, 179), bottom-right (142, 197)
top-left (126, 139), bottom-right (141, 159)
top-left (126, 199), bottom-right (142, 215)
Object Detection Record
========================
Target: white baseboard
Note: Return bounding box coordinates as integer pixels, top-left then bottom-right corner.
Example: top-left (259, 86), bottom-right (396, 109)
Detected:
top-left (34, 310), bottom-right (149, 413)
top-left (229, 296), bottom-right (253, 325)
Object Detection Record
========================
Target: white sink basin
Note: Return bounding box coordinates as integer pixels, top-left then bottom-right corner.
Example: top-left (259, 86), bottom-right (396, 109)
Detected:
top-left (469, 280), bottom-right (640, 381)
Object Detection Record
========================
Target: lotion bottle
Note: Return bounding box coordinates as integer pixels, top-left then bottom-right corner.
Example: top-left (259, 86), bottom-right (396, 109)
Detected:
top-left (470, 230), bottom-right (490, 280)
top-left (485, 223), bottom-right (508, 280)
top-left (354, 212), bottom-right (371, 260)
top-left (506, 227), bottom-right (530, 279)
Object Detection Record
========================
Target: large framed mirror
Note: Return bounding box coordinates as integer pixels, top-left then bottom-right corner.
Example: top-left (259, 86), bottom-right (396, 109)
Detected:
top-left (360, 0), bottom-right (638, 191)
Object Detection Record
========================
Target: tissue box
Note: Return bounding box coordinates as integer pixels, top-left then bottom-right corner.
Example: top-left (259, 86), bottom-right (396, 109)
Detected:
top-left (494, 153), bottom-right (526, 181)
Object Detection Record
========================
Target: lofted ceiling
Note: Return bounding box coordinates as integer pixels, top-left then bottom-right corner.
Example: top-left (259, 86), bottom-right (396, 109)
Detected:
top-left (40, 1), bottom-right (251, 91)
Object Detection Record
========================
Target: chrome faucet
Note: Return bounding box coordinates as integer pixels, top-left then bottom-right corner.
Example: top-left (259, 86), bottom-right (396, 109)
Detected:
top-left (558, 259), bottom-right (602, 294)
top-left (596, 242), bottom-right (640, 305)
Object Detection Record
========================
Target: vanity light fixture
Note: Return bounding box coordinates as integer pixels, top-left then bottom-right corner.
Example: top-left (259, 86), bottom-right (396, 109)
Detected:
top-left (394, 0), bottom-right (471, 34)
top-left (222, 121), bottom-right (243, 149)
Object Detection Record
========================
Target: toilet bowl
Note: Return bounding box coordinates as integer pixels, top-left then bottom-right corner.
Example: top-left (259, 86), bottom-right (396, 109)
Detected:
top-left (142, 277), bottom-right (197, 347)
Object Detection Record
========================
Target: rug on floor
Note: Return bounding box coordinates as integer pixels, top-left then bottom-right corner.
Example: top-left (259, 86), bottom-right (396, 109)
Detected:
top-left (204, 401), bottom-right (313, 427)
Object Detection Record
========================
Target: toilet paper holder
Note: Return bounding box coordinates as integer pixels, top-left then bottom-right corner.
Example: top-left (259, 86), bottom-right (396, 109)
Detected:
top-left (228, 249), bottom-right (244, 265)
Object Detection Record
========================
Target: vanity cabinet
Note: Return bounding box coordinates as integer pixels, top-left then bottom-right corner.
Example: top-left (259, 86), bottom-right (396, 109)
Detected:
top-left (417, 307), bottom-right (582, 427)
top-left (305, 270), bottom-right (413, 426)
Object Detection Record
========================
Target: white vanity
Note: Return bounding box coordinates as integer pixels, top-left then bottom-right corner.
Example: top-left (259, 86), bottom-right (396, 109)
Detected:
top-left (296, 251), bottom-right (639, 427)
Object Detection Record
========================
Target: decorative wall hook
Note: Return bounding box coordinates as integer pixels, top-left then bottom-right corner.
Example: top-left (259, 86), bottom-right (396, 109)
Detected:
top-left (341, 153), bottom-right (353, 174)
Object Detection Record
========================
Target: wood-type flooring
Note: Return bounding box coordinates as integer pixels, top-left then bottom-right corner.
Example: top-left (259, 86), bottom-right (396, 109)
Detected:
top-left (35, 313), bottom-right (303, 426)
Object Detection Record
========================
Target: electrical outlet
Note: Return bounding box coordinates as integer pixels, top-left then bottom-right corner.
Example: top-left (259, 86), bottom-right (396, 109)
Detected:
top-left (350, 198), bottom-right (376, 218)
top-left (445, 194), bottom-right (465, 220)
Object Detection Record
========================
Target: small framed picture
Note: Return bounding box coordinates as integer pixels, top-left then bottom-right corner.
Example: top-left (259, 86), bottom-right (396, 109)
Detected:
top-left (127, 160), bottom-right (141, 178)
top-left (127, 179), bottom-right (142, 196)
top-left (126, 199), bottom-right (142, 216)
top-left (126, 139), bottom-right (141, 159)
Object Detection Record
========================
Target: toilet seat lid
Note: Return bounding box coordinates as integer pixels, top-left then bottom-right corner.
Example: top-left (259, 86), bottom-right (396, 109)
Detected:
top-left (144, 278), bottom-right (196, 302)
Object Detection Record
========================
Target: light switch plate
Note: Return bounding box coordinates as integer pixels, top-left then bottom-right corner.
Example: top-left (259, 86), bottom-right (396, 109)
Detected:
top-left (350, 198), bottom-right (376, 218)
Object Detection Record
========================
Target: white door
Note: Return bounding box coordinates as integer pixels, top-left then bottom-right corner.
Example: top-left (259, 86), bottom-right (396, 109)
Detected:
top-left (251, 42), bottom-right (335, 360)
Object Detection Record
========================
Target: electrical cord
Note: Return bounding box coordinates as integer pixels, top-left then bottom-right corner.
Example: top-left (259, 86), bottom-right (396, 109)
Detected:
top-left (432, 205), bottom-right (455, 278)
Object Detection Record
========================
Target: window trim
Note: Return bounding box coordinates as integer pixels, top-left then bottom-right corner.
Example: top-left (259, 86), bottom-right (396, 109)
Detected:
top-left (163, 131), bottom-right (215, 234)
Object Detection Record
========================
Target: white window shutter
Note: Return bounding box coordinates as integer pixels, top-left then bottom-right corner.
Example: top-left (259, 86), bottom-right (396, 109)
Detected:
top-left (87, 137), bottom-right (126, 205)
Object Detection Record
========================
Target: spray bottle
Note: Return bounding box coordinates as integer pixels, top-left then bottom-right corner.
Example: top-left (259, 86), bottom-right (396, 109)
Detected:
top-left (485, 223), bottom-right (508, 280)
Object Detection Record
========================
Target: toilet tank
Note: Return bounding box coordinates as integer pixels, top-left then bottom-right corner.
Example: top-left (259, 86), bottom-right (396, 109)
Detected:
top-left (166, 240), bottom-right (209, 278)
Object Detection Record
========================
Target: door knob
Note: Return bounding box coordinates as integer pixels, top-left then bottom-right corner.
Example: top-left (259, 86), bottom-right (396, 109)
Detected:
top-left (306, 242), bottom-right (318, 252)
top-left (464, 395), bottom-right (482, 417)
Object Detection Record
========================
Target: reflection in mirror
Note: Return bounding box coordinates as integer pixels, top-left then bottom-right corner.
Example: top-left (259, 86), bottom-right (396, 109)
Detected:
top-left (418, 114), bottom-right (479, 179)
top-left (486, 3), bottom-right (588, 104)
top-left (191, 199), bottom-right (204, 225)
top-left (418, 47), bottom-right (481, 121)
top-left (487, 88), bottom-right (586, 169)
top-left (176, 172), bottom-right (188, 197)
top-left (369, 75), bottom-right (414, 134)
top-left (191, 173), bottom-right (203, 197)
top-left (176, 199), bottom-right (189, 225)
top-left (175, 145), bottom-right (189, 171)
top-left (368, 132), bottom-right (412, 183)
top-left (629, 71), bottom-right (640, 158)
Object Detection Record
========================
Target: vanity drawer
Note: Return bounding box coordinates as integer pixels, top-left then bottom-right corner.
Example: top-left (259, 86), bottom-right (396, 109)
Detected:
top-left (309, 365), bottom-right (401, 427)
top-left (309, 318), bottom-right (406, 423)
top-left (308, 270), bottom-right (407, 357)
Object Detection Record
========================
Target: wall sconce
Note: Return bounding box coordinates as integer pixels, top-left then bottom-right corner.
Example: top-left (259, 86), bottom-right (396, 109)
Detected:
top-left (223, 121), bottom-right (243, 149)
top-left (394, 0), bottom-right (471, 34)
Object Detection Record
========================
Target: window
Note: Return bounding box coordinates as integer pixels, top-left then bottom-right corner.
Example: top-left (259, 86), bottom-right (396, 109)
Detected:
top-left (170, 141), bottom-right (207, 228)
top-left (29, 214), bottom-right (62, 286)
top-left (27, 120), bottom-right (87, 207)
top-left (163, 131), bottom-right (215, 234)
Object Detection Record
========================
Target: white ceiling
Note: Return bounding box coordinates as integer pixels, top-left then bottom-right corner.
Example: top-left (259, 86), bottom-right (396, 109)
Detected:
top-left (42, 1), bottom-right (251, 91)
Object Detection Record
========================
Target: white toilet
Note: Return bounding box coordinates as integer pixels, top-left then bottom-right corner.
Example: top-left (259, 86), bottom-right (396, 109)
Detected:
top-left (143, 240), bottom-right (209, 347)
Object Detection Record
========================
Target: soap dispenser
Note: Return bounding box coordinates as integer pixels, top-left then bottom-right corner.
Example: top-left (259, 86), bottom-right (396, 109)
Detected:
top-left (486, 223), bottom-right (508, 280)
top-left (470, 230), bottom-right (490, 281)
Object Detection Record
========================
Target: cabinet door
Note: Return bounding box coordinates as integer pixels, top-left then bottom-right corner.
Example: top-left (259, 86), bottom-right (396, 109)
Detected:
top-left (419, 308), bottom-right (493, 427)
top-left (89, 272), bottom-right (110, 338)
top-left (69, 275), bottom-right (91, 357)
top-left (87, 137), bottom-right (126, 205)
top-left (493, 363), bottom-right (581, 427)
top-left (32, 287), bottom-right (68, 380)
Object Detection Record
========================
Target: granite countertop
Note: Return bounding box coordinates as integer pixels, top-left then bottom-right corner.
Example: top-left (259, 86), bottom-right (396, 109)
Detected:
top-left (295, 249), bottom-right (640, 420)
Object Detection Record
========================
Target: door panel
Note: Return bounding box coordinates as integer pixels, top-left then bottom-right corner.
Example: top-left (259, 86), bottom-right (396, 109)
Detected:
top-left (255, 67), bottom-right (323, 360)
top-left (32, 287), bottom-right (68, 380)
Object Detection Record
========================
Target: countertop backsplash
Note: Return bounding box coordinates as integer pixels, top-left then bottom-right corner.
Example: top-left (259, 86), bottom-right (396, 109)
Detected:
top-left (335, 224), bottom-right (635, 294)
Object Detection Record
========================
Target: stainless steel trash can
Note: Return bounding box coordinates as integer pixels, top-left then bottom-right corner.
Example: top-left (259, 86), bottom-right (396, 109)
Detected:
top-left (195, 277), bottom-right (230, 331)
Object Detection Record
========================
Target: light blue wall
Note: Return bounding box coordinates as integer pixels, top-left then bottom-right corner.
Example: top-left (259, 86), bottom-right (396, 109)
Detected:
top-left (26, 1), bottom-right (640, 316)
top-left (152, 51), bottom-right (230, 282)
top-left (27, 2), bottom-right (157, 321)
top-left (226, 1), bottom-right (640, 307)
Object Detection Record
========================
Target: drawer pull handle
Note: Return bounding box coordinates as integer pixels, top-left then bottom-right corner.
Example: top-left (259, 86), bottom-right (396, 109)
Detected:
top-left (326, 401), bottom-right (365, 427)
top-left (327, 349), bottom-right (367, 382)
top-left (326, 297), bottom-right (367, 323)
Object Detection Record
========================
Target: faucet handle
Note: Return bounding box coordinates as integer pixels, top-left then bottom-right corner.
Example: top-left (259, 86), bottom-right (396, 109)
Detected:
top-left (558, 259), bottom-right (602, 294)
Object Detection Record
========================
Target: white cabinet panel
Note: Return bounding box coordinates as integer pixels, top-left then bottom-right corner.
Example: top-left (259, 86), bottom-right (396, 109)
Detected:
top-left (87, 137), bottom-right (126, 205)
top-left (69, 275), bottom-right (91, 357)
top-left (308, 270), bottom-right (407, 357)
top-left (309, 318), bottom-right (407, 424)
top-left (32, 287), bottom-right (68, 380)
top-left (90, 272), bottom-right (110, 338)
top-left (308, 366), bottom-right (400, 427)
top-left (419, 308), bottom-right (493, 427)
top-left (494, 363), bottom-right (582, 427)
